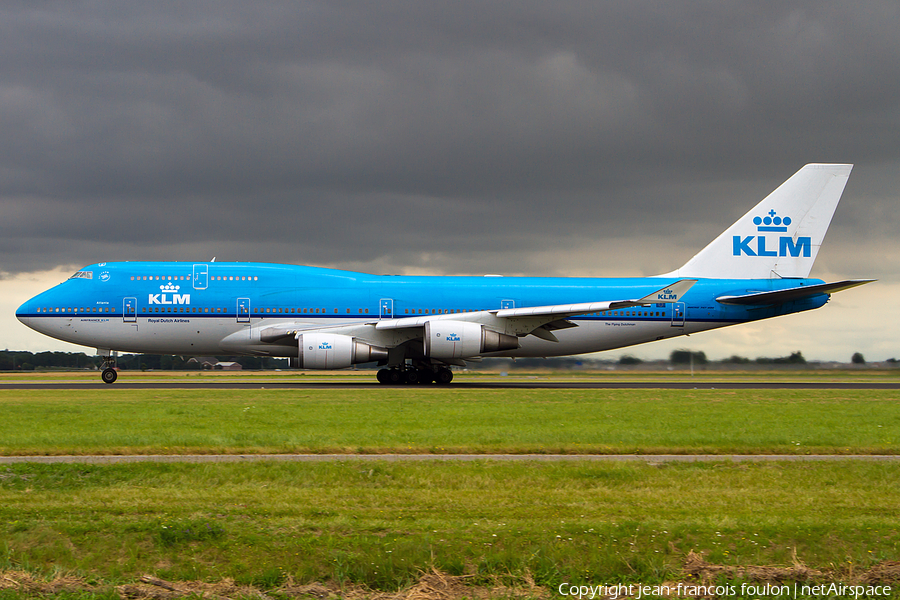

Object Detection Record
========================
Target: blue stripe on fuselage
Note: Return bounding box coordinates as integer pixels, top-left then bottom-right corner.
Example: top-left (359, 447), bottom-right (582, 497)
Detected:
top-left (15, 261), bottom-right (829, 324)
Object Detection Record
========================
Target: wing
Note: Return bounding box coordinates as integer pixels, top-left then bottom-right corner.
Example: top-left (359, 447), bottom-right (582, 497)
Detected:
top-left (372, 278), bottom-right (697, 339)
top-left (226, 279), bottom-right (697, 360)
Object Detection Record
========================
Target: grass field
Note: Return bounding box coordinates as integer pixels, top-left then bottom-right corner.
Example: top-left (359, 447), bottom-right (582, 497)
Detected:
top-left (2, 461), bottom-right (899, 594)
top-left (0, 387), bottom-right (898, 455)
top-left (1, 373), bottom-right (899, 598)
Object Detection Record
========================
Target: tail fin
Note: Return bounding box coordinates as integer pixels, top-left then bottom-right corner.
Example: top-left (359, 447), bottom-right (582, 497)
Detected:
top-left (663, 164), bottom-right (853, 279)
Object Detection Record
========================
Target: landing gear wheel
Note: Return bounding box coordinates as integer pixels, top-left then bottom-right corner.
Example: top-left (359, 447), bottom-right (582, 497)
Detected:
top-left (387, 369), bottom-right (403, 385)
top-left (101, 368), bottom-right (118, 384)
top-left (376, 368), bottom-right (391, 384)
top-left (434, 368), bottom-right (453, 385)
top-left (405, 369), bottom-right (420, 385)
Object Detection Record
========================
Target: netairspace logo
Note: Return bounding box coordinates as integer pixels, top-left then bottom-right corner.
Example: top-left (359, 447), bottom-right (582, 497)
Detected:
top-left (149, 283), bottom-right (191, 305)
top-left (558, 582), bottom-right (893, 600)
top-left (733, 210), bottom-right (810, 257)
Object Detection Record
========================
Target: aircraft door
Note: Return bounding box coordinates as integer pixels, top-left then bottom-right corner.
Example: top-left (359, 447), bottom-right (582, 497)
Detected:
top-left (671, 302), bottom-right (685, 327)
top-left (123, 297), bottom-right (137, 323)
top-left (192, 264), bottom-right (208, 290)
top-left (380, 298), bottom-right (394, 319)
top-left (237, 298), bottom-right (250, 323)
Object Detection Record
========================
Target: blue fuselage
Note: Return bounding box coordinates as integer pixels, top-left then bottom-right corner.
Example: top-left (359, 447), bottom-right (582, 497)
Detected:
top-left (16, 261), bottom-right (828, 358)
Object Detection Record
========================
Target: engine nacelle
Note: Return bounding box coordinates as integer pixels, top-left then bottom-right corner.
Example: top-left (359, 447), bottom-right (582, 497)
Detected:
top-left (292, 333), bottom-right (388, 369)
top-left (424, 321), bottom-right (518, 360)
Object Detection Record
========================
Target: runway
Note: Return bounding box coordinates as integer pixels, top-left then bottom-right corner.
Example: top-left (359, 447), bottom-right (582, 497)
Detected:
top-left (1, 379), bottom-right (898, 390)
top-left (2, 453), bottom-right (899, 464)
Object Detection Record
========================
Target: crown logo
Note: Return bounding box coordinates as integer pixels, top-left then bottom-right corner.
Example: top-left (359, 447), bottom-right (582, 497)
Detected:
top-left (161, 283), bottom-right (180, 291)
top-left (753, 209), bottom-right (791, 232)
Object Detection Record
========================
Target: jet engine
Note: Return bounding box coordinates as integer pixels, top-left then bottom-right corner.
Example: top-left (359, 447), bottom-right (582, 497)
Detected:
top-left (424, 321), bottom-right (518, 360)
top-left (291, 333), bottom-right (388, 369)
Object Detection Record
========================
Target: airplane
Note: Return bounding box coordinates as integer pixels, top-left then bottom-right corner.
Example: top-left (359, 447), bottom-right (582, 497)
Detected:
top-left (16, 163), bottom-right (873, 385)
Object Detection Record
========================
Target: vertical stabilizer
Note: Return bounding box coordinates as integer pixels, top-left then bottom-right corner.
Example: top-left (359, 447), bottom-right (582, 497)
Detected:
top-left (663, 164), bottom-right (852, 279)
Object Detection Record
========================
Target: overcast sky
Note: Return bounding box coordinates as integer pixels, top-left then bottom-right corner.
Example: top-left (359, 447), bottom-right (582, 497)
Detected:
top-left (2, 1), bottom-right (898, 361)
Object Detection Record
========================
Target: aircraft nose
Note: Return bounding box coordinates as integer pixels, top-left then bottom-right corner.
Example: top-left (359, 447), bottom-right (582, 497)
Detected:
top-left (16, 293), bottom-right (47, 330)
top-left (16, 298), bottom-right (32, 322)
top-left (16, 301), bottom-right (35, 335)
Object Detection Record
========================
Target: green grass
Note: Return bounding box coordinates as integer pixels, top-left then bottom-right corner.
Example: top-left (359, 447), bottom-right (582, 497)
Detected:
top-left (1, 388), bottom-right (899, 455)
top-left (2, 383), bottom-right (900, 598)
top-left (3, 367), bottom-right (900, 382)
top-left (1, 460), bottom-right (899, 592)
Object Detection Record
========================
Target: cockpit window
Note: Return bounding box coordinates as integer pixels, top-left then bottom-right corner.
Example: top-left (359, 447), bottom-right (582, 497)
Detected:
top-left (70, 271), bottom-right (93, 280)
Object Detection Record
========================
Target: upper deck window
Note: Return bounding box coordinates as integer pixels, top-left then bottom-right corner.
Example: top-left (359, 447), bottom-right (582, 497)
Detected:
top-left (70, 271), bottom-right (93, 280)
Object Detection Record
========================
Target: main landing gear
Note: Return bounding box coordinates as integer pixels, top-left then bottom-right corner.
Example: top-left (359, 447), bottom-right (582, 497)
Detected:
top-left (100, 353), bottom-right (118, 384)
top-left (376, 366), bottom-right (453, 385)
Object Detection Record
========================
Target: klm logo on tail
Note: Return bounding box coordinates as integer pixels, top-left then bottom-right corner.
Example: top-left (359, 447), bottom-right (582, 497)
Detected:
top-left (733, 210), bottom-right (810, 257)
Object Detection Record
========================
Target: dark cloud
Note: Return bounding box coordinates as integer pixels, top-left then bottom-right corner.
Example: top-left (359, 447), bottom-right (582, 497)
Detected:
top-left (1, 1), bottom-right (898, 278)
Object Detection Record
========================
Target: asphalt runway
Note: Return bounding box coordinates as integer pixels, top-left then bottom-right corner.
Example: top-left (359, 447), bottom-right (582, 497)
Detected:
top-left (2, 453), bottom-right (899, 464)
top-left (1, 379), bottom-right (898, 390)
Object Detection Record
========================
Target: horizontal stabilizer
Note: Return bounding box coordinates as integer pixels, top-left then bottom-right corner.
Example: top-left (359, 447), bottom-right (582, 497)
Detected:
top-left (716, 279), bottom-right (875, 306)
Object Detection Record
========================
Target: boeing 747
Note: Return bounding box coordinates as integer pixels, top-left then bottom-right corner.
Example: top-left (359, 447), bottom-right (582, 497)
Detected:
top-left (16, 164), bottom-right (872, 384)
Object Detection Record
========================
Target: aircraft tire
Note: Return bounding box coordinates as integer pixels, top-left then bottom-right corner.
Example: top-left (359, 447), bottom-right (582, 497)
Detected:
top-left (434, 368), bottom-right (453, 385)
top-left (405, 369), bottom-right (420, 385)
top-left (387, 369), bottom-right (404, 385)
top-left (101, 368), bottom-right (118, 384)
top-left (376, 369), bottom-right (391, 384)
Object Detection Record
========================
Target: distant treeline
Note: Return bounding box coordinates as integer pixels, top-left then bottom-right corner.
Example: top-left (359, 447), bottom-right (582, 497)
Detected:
top-left (479, 350), bottom-right (898, 370)
top-left (0, 350), bottom-right (287, 371)
top-left (0, 349), bottom-right (895, 371)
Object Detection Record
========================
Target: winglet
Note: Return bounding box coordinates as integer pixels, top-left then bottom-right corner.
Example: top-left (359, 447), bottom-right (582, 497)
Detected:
top-left (633, 279), bottom-right (697, 305)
